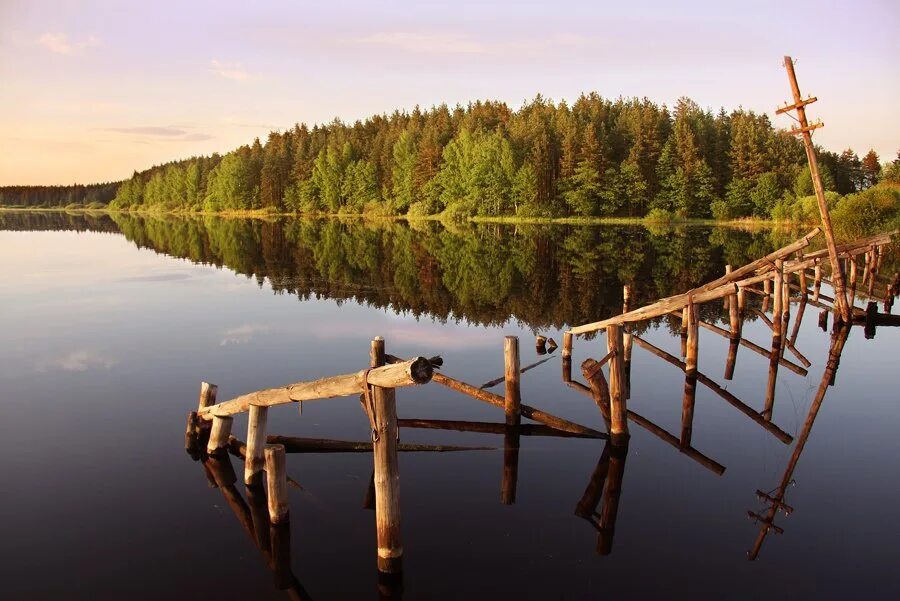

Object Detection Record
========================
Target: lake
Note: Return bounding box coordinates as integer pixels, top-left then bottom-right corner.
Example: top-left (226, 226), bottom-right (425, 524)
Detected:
top-left (1, 212), bottom-right (898, 600)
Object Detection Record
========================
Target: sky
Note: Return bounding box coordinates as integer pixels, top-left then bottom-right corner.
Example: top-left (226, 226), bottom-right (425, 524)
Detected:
top-left (1, 0), bottom-right (897, 186)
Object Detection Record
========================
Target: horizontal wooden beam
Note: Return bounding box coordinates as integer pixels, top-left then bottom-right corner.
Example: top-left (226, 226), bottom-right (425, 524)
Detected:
top-left (199, 357), bottom-right (433, 419)
top-left (788, 121), bottom-right (823, 136)
top-left (775, 96), bottom-right (817, 115)
top-left (396, 418), bottom-right (605, 439)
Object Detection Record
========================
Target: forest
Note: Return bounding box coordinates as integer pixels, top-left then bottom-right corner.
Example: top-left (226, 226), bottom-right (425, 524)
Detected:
top-left (0, 182), bottom-right (119, 209)
top-left (2, 94), bottom-right (897, 222)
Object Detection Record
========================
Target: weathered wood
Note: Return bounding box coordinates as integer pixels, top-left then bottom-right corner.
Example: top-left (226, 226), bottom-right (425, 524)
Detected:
top-left (750, 308), bottom-right (811, 368)
top-left (207, 415), bottom-right (234, 454)
top-left (198, 381), bottom-right (218, 411)
top-left (397, 418), bottom-right (604, 439)
top-left (199, 357), bottom-right (434, 419)
top-left (848, 257), bottom-right (858, 308)
top-left (693, 317), bottom-right (808, 376)
top-left (607, 325), bottom-right (628, 443)
top-left (535, 335), bottom-right (547, 354)
top-left (387, 355), bottom-right (603, 436)
top-left (185, 411), bottom-right (200, 457)
top-left (782, 56), bottom-right (850, 322)
top-left (772, 259), bottom-right (784, 340)
top-left (264, 444), bottom-right (289, 524)
top-left (562, 331), bottom-right (573, 383)
top-left (569, 230), bottom-right (820, 335)
top-left (597, 441), bottom-right (627, 555)
top-left (370, 337), bottom-right (402, 574)
top-left (681, 301), bottom-right (698, 447)
top-left (813, 264), bottom-right (822, 301)
top-left (724, 338), bottom-right (739, 381)
top-left (632, 336), bottom-right (793, 444)
top-left (546, 338), bottom-right (558, 352)
top-left (244, 404), bottom-right (269, 485)
top-left (267, 435), bottom-right (493, 453)
top-left (504, 336), bottom-right (522, 426)
top-left (622, 285), bottom-right (633, 400)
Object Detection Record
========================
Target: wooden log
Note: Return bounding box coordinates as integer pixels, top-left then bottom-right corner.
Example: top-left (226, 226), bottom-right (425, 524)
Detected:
top-left (607, 325), bottom-right (628, 443)
top-left (632, 336), bottom-right (793, 444)
top-left (800, 230), bottom-right (895, 262)
top-left (504, 336), bottom-right (522, 427)
top-left (264, 444), bottom-right (289, 524)
top-left (848, 257), bottom-right (858, 309)
top-left (207, 415), bottom-right (233, 455)
top-left (737, 284), bottom-right (746, 314)
top-left (546, 337), bottom-right (558, 352)
top-left (622, 285), bottom-right (633, 400)
top-left (198, 381), bottom-right (218, 411)
top-left (568, 230), bottom-right (820, 335)
top-left (396, 418), bottom-right (605, 439)
top-left (724, 338), bottom-right (739, 381)
top-left (185, 411), bottom-right (200, 458)
top-left (763, 338), bottom-right (780, 421)
top-left (597, 441), bottom-right (627, 555)
top-left (750, 308), bottom-right (811, 368)
top-left (574, 445), bottom-right (610, 524)
top-left (244, 404), bottom-right (269, 486)
top-left (199, 357), bottom-right (434, 419)
top-left (386, 355), bottom-right (604, 437)
top-left (535, 335), bottom-right (547, 355)
top-left (562, 331), bottom-right (573, 383)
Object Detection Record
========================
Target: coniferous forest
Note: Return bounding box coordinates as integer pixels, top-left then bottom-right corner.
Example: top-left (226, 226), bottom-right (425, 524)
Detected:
top-left (3, 95), bottom-right (897, 222)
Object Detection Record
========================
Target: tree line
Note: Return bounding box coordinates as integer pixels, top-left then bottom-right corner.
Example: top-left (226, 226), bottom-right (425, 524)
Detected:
top-left (3, 94), bottom-right (895, 218)
top-left (0, 182), bottom-right (119, 208)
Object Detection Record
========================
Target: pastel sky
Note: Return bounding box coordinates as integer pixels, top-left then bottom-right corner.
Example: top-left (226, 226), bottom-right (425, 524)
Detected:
top-left (1, 0), bottom-right (897, 186)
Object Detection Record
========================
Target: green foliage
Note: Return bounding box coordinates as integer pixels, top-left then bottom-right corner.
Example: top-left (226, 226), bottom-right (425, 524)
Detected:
top-left (831, 183), bottom-right (900, 239)
top-left (750, 172), bottom-right (782, 217)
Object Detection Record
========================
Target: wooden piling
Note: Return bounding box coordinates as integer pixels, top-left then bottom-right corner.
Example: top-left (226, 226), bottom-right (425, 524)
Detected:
top-left (535, 335), bottom-right (547, 355)
top-left (813, 264), bottom-right (822, 301)
top-left (244, 404), bottom-right (269, 486)
top-left (562, 331), bottom-right (573, 383)
top-left (501, 426), bottom-right (520, 505)
top-left (848, 257), bottom-right (858, 309)
top-left (622, 285), bottom-right (633, 400)
top-left (207, 415), bottom-right (233, 455)
top-left (737, 284), bottom-right (746, 315)
top-left (607, 325), bottom-right (628, 443)
top-left (264, 444), bottom-right (289, 524)
top-left (681, 300), bottom-right (698, 447)
top-left (370, 337), bottom-right (403, 575)
top-left (772, 260), bottom-right (784, 340)
top-left (504, 336), bottom-right (522, 427)
top-left (198, 381), bottom-right (218, 411)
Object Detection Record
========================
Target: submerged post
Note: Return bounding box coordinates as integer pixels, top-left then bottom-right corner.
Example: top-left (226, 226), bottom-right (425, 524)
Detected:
top-left (244, 404), bottom-right (269, 486)
top-left (622, 285), bottom-right (633, 399)
top-left (606, 325), bottom-right (628, 444)
top-left (681, 300), bottom-right (698, 446)
top-left (370, 336), bottom-right (403, 575)
top-left (504, 336), bottom-right (521, 426)
top-left (813, 263), bottom-right (822, 301)
top-left (264, 444), bottom-right (289, 524)
top-left (772, 260), bottom-right (784, 341)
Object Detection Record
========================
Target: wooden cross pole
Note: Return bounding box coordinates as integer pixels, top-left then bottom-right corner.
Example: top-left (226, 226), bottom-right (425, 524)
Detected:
top-left (780, 56), bottom-right (851, 323)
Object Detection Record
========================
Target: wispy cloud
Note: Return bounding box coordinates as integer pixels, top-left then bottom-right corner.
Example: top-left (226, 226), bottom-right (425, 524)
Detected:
top-left (220, 324), bottom-right (271, 346)
top-left (37, 350), bottom-right (118, 372)
top-left (354, 32), bottom-right (487, 55)
top-left (102, 126), bottom-right (213, 142)
top-left (38, 32), bottom-right (100, 55)
top-left (210, 59), bottom-right (255, 81)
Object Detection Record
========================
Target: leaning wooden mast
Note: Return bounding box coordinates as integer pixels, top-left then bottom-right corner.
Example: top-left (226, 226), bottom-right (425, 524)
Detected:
top-left (778, 56), bottom-right (851, 322)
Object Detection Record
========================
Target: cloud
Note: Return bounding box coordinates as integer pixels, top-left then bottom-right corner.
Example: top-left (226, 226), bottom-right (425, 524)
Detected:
top-left (37, 350), bottom-right (118, 372)
top-left (220, 324), bottom-right (271, 346)
top-left (38, 32), bottom-right (100, 55)
top-left (210, 59), bottom-right (255, 81)
top-left (354, 32), bottom-right (487, 55)
top-left (102, 126), bottom-right (213, 142)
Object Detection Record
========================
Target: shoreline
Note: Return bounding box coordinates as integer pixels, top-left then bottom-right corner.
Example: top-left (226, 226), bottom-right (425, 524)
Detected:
top-left (0, 206), bottom-right (794, 228)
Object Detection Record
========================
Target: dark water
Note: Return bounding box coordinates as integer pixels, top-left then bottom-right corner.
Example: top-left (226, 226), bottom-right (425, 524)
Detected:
top-left (1, 212), bottom-right (898, 600)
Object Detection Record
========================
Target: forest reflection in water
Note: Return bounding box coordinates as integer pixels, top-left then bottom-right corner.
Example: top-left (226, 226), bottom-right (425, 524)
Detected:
top-left (0, 210), bottom-right (815, 330)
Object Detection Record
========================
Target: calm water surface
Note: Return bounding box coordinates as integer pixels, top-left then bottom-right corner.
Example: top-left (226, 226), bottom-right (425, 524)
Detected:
top-left (1, 213), bottom-right (898, 600)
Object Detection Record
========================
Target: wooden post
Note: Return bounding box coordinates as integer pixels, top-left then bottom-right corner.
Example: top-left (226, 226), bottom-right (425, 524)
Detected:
top-left (772, 260), bottom-right (784, 340)
top-left (207, 415), bottom-right (233, 455)
top-left (781, 278), bottom-right (791, 351)
top-left (562, 331), bottom-right (573, 383)
top-left (781, 56), bottom-right (850, 322)
top-left (681, 300), bottom-right (698, 446)
top-left (607, 325), bottom-right (628, 444)
top-left (798, 266), bottom-right (808, 298)
top-left (813, 263), bottom-right (822, 301)
top-left (737, 284), bottom-right (746, 315)
top-left (622, 285), bottom-right (633, 400)
top-left (597, 441), bottom-right (627, 555)
top-left (724, 265), bottom-right (733, 311)
top-left (680, 307), bottom-right (689, 357)
top-left (763, 277), bottom-right (771, 313)
top-left (264, 444), bottom-right (289, 524)
top-left (535, 335), bottom-right (547, 355)
top-left (244, 404), bottom-right (269, 486)
top-left (848, 257), bottom-right (858, 309)
top-left (728, 284), bottom-right (741, 339)
top-left (504, 336), bottom-right (521, 427)
top-left (199, 381), bottom-right (218, 411)
top-left (370, 337), bottom-right (402, 575)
